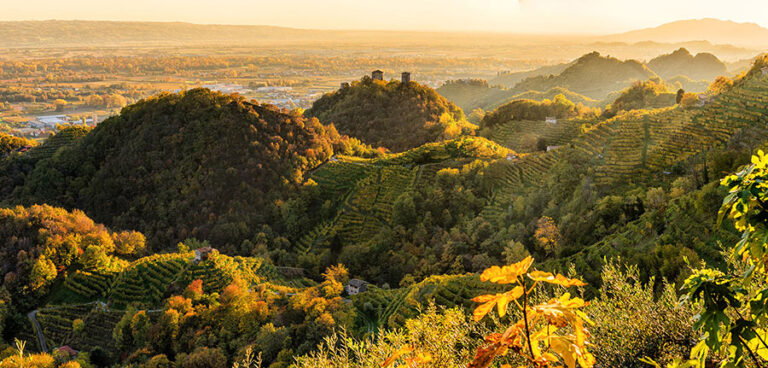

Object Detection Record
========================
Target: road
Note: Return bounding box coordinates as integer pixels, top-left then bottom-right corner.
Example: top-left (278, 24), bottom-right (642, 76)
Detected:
top-left (27, 310), bottom-right (48, 353)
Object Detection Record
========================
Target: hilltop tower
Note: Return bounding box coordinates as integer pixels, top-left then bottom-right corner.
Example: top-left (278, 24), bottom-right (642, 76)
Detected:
top-left (372, 70), bottom-right (383, 81)
top-left (401, 72), bottom-right (411, 84)
top-left (340, 82), bottom-right (350, 89)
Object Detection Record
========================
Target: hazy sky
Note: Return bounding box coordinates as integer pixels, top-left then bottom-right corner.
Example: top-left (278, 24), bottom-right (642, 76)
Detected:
top-left (4, 0), bottom-right (768, 34)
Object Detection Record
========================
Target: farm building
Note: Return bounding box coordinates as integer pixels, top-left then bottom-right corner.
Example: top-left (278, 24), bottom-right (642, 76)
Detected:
top-left (345, 279), bottom-right (369, 295)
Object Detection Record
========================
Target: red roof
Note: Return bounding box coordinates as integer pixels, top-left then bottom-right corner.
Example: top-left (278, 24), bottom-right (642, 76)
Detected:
top-left (58, 345), bottom-right (78, 356)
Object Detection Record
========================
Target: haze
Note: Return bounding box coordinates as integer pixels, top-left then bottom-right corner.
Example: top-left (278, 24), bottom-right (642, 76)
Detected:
top-left (4, 0), bottom-right (768, 33)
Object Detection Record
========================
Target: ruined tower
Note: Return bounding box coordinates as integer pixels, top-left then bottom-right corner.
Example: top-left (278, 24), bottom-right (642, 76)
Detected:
top-left (401, 72), bottom-right (411, 84)
top-left (372, 70), bottom-right (383, 81)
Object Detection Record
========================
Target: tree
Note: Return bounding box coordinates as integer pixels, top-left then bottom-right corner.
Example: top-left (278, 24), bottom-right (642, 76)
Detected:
top-left (654, 150), bottom-right (768, 368)
top-left (680, 93), bottom-right (699, 109)
top-left (676, 89), bottom-right (685, 104)
top-left (179, 347), bottom-right (227, 368)
top-left (53, 99), bottom-right (67, 112)
top-left (72, 319), bottom-right (84, 335)
top-left (30, 256), bottom-right (56, 290)
top-left (534, 216), bottom-right (561, 253)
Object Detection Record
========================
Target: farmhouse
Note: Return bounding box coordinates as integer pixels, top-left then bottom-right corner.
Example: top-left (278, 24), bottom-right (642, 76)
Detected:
top-left (545, 117), bottom-right (557, 124)
top-left (193, 247), bottom-right (215, 262)
top-left (345, 279), bottom-right (368, 295)
top-left (546, 145), bottom-right (561, 152)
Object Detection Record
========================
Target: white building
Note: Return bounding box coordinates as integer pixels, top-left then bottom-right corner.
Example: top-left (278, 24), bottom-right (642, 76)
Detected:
top-left (545, 117), bottom-right (557, 124)
top-left (345, 279), bottom-right (369, 295)
top-left (34, 115), bottom-right (69, 128)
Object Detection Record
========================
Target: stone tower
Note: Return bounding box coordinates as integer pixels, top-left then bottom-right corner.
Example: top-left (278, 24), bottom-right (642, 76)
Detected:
top-left (340, 82), bottom-right (350, 89)
top-left (372, 70), bottom-right (383, 81)
top-left (401, 72), bottom-right (411, 84)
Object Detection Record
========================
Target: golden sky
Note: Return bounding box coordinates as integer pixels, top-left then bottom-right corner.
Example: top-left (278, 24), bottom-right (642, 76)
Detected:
top-left (4, 0), bottom-right (768, 33)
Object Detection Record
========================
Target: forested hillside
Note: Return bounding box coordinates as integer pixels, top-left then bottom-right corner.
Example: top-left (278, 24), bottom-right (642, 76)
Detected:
top-left (0, 89), bottom-right (374, 250)
top-left (511, 52), bottom-right (658, 99)
top-left (305, 76), bottom-right (475, 152)
top-left (437, 79), bottom-right (598, 115)
top-left (647, 47), bottom-right (727, 81)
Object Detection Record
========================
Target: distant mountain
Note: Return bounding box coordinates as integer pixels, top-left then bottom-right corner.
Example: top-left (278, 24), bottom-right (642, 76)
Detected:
top-left (306, 76), bottom-right (474, 152)
top-left (510, 52), bottom-right (658, 100)
top-left (489, 62), bottom-right (573, 88)
top-left (437, 80), bottom-right (598, 113)
top-left (606, 18), bottom-right (768, 49)
top-left (647, 48), bottom-right (727, 81)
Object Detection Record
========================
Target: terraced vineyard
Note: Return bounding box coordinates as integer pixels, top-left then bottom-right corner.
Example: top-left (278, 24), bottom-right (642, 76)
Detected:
top-left (34, 302), bottom-right (158, 353)
top-left (108, 253), bottom-right (190, 308)
top-left (68, 307), bottom-right (134, 352)
top-left (308, 137), bottom-right (514, 246)
top-left (62, 270), bottom-right (119, 301)
top-left (485, 119), bottom-right (580, 153)
top-left (354, 274), bottom-right (506, 330)
top-left (480, 72), bottom-right (768, 219)
top-left (35, 304), bottom-right (95, 348)
top-left (26, 126), bottom-right (90, 161)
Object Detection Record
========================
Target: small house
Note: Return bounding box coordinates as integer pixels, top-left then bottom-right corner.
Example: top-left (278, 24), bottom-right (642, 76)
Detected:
top-left (546, 145), bottom-right (561, 152)
top-left (506, 153), bottom-right (518, 161)
top-left (545, 117), bottom-right (557, 124)
top-left (345, 279), bottom-right (369, 295)
top-left (57, 346), bottom-right (78, 357)
top-left (340, 82), bottom-right (350, 89)
top-left (372, 70), bottom-right (384, 81)
top-left (194, 247), bottom-right (215, 262)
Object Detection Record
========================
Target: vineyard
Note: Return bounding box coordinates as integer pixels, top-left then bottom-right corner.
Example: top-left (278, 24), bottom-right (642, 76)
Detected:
top-left (108, 253), bottom-right (190, 308)
top-left (484, 119), bottom-right (580, 153)
top-left (33, 252), bottom-right (315, 352)
top-left (33, 302), bottom-right (157, 353)
top-left (477, 71), bottom-right (768, 223)
top-left (26, 126), bottom-right (90, 161)
top-left (308, 137), bottom-right (512, 247)
top-left (353, 273), bottom-right (506, 331)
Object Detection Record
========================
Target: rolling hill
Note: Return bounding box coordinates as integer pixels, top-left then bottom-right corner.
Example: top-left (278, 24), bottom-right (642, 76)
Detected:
top-left (437, 79), bottom-right (599, 113)
top-left (510, 52), bottom-right (658, 100)
top-left (0, 89), bottom-right (349, 250)
top-left (305, 76), bottom-right (475, 152)
top-left (647, 47), bottom-right (727, 81)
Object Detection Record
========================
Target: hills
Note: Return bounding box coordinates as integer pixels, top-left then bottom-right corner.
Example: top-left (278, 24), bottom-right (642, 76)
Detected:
top-left (305, 76), bottom-right (474, 152)
top-left (511, 52), bottom-right (658, 100)
top-left (437, 80), bottom-right (598, 114)
top-left (2, 43), bottom-right (768, 368)
top-left (647, 48), bottom-right (727, 80)
top-left (1, 89), bottom-right (364, 250)
top-left (605, 18), bottom-right (768, 49)
top-left (438, 48), bottom-right (725, 114)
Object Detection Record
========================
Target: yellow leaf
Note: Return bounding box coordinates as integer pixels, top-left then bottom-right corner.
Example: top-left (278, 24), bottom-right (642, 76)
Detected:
top-left (549, 336), bottom-right (577, 368)
top-left (528, 271), bottom-right (587, 287)
top-left (382, 345), bottom-right (413, 367)
top-left (497, 286), bottom-right (524, 318)
top-left (480, 256), bottom-right (534, 284)
top-left (473, 294), bottom-right (499, 322)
